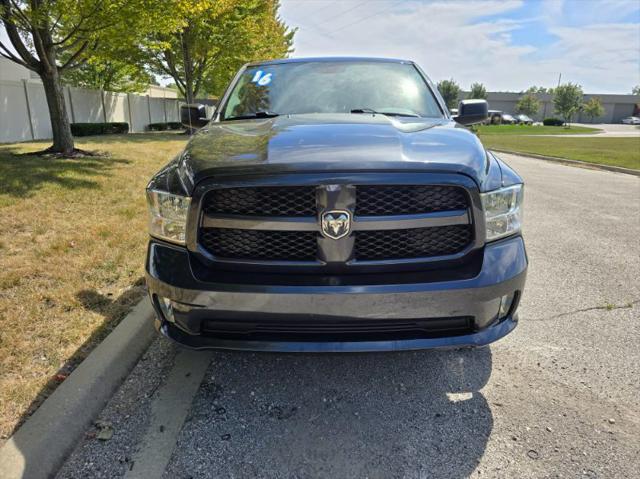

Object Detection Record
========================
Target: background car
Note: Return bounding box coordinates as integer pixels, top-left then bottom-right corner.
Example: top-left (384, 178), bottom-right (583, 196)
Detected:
top-left (515, 114), bottom-right (533, 125)
top-left (484, 110), bottom-right (503, 125)
top-left (500, 113), bottom-right (517, 124)
top-left (621, 116), bottom-right (640, 124)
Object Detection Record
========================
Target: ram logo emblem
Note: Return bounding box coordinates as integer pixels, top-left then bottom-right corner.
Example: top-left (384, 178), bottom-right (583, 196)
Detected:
top-left (320, 210), bottom-right (351, 240)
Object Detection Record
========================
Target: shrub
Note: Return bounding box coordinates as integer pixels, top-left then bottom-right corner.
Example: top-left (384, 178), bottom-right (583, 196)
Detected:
top-left (148, 122), bottom-right (184, 131)
top-left (103, 123), bottom-right (129, 134)
top-left (543, 118), bottom-right (564, 126)
top-left (71, 122), bottom-right (129, 136)
top-left (148, 122), bottom-right (168, 131)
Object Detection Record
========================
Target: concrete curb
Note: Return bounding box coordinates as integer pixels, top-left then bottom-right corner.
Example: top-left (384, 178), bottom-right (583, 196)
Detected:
top-left (490, 149), bottom-right (640, 177)
top-left (0, 299), bottom-right (157, 479)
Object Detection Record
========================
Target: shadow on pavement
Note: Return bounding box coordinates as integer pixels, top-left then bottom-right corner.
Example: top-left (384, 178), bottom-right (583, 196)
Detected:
top-left (165, 347), bottom-right (493, 478)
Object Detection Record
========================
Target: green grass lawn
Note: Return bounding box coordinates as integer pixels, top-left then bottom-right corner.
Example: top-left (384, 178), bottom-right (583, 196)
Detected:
top-left (476, 124), bottom-right (601, 135)
top-left (481, 136), bottom-right (640, 170)
top-left (0, 133), bottom-right (187, 438)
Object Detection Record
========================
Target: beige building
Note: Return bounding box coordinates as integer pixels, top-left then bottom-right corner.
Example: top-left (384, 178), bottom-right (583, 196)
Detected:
top-left (145, 85), bottom-right (179, 99)
top-left (0, 57), bottom-right (41, 82)
top-left (460, 90), bottom-right (639, 124)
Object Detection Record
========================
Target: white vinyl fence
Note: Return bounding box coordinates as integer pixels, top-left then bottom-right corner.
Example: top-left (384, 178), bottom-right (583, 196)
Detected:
top-left (0, 79), bottom-right (186, 143)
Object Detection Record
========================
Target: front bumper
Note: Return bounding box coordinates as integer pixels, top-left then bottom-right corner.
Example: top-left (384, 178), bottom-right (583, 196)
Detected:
top-left (145, 235), bottom-right (527, 352)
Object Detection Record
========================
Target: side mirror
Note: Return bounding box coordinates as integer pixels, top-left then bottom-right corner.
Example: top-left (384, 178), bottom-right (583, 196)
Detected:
top-left (453, 99), bottom-right (488, 125)
top-left (180, 104), bottom-right (209, 129)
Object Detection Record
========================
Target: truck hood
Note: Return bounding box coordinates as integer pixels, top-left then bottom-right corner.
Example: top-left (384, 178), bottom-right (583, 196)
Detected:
top-left (181, 113), bottom-right (489, 187)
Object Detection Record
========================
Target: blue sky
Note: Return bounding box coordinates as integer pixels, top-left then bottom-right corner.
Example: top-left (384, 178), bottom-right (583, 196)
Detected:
top-left (1, 0), bottom-right (638, 93)
top-left (280, 0), bottom-right (640, 93)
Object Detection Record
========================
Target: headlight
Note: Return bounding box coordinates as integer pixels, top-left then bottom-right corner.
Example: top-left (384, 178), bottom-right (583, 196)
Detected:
top-left (146, 190), bottom-right (191, 244)
top-left (481, 184), bottom-right (523, 241)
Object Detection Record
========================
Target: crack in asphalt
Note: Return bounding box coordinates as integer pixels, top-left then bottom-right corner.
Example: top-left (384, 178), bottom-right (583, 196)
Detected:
top-left (527, 299), bottom-right (639, 322)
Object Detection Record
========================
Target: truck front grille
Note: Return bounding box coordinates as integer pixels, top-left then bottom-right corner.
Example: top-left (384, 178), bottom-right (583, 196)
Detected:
top-left (356, 185), bottom-right (468, 216)
top-left (201, 316), bottom-right (474, 342)
top-left (355, 225), bottom-right (472, 260)
top-left (203, 186), bottom-right (316, 217)
top-left (198, 183), bottom-right (474, 265)
top-left (200, 228), bottom-right (317, 261)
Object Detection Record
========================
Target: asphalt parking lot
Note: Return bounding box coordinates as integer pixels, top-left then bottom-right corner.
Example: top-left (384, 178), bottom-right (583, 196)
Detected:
top-left (57, 154), bottom-right (640, 479)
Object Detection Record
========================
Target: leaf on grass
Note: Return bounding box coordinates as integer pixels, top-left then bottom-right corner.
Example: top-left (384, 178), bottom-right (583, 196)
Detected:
top-left (95, 420), bottom-right (114, 441)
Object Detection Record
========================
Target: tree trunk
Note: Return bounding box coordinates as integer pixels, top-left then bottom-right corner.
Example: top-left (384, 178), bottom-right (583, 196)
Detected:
top-left (184, 78), bottom-right (194, 104)
top-left (180, 28), bottom-right (195, 104)
top-left (41, 70), bottom-right (75, 154)
top-left (183, 59), bottom-right (195, 104)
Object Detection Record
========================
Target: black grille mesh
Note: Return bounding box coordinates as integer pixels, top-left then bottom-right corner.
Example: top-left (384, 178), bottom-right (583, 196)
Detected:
top-left (200, 185), bottom-right (473, 263)
top-left (201, 317), bottom-right (473, 341)
top-left (203, 186), bottom-right (316, 217)
top-left (355, 185), bottom-right (467, 216)
top-left (355, 225), bottom-right (472, 260)
top-left (200, 228), bottom-right (317, 261)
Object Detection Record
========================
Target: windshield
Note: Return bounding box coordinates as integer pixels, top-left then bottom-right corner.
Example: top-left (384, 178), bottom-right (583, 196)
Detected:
top-left (222, 61), bottom-right (443, 120)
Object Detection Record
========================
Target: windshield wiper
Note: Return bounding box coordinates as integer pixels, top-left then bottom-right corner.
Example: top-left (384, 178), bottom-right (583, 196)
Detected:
top-left (350, 108), bottom-right (420, 118)
top-left (225, 111), bottom-right (280, 121)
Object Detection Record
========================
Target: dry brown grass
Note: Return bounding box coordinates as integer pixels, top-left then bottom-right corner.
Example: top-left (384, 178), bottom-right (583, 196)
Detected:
top-left (0, 133), bottom-right (187, 439)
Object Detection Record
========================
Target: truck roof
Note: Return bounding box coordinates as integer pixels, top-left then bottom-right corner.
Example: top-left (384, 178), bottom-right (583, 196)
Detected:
top-left (246, 56), bottom-right (415, 67)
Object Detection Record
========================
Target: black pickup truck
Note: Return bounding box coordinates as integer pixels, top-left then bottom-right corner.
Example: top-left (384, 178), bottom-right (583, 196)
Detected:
top-left (145, 57), bottom-right (527, 352)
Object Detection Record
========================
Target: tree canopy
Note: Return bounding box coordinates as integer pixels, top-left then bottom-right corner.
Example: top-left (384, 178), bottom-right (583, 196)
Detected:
top-left (582, 97), bottom-right (604, 122)
top-left (62, 56), bottom-right (153, 93)
top-left (0, 0), bottom-right (294, 153)
top-left (437, 79), bottom-right (461, 110)
top-left (516, 92), bottom-right (540, 117)
top-left (523, 86), bottom-right (554, 95)
top-left (140, 0), bottom-right (294, 103)
top-left (553, 83), bottom-right (584, 126)
top-left (468, 82), bottom-right (488, 100)
top-left (0, 0), bottom-right (167, 153)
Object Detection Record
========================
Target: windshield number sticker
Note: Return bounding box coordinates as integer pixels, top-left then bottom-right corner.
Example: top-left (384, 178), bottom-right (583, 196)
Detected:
top-left (251, 70), bottom-right (272, 86)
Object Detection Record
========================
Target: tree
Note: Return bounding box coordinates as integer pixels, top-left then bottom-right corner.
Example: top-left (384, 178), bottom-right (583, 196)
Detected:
top-left (0, 0), bottom-right (161, 154)
top-left (632, 85), bottom-right (640, 96)
top-left (582, 97), bottom-right (604, 123)
top-left (62, 57), bottom-right (153, 93)
top-left (468, 82), bottom-right (487, 100)
top-left (61, 35), bottom-right (155, 93)
top-left (524, 85), bottom-right (554, 95)
top-left (437, 79), bottom-right (461, 109)
top-left (142, 0), bottom-right (294, 103)
top-left (516, 92), bottom-right (540, 117)
top-left (553, 82), bottom-right (584, 127)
